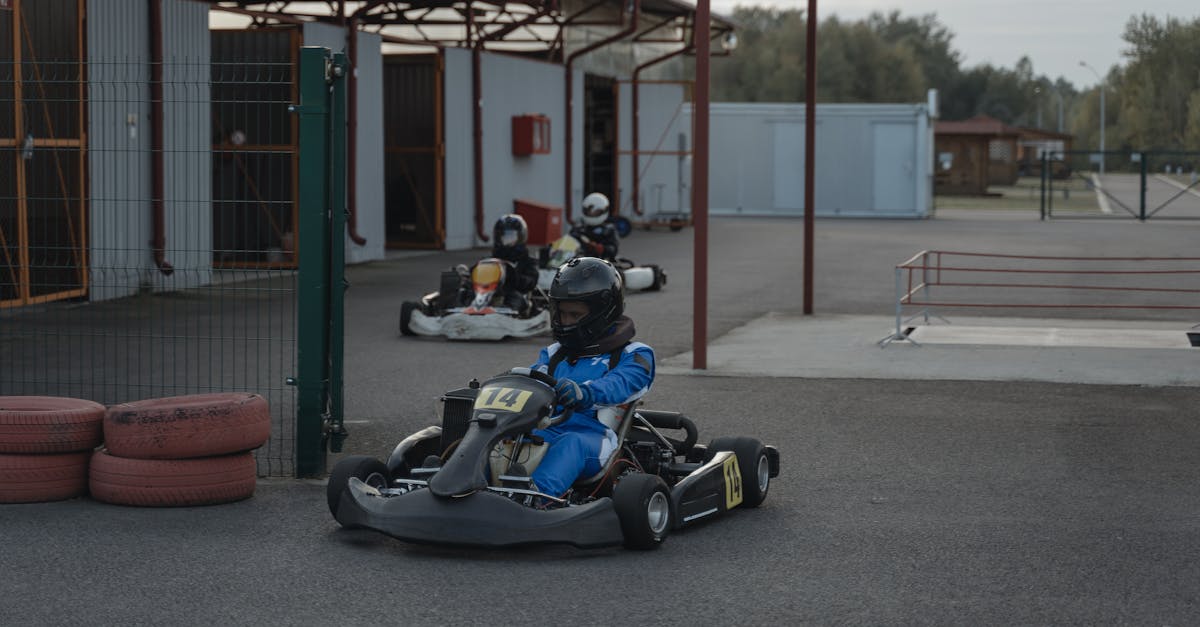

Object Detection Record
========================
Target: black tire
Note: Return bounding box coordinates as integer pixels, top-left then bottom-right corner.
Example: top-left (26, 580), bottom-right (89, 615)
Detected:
top-left (399, 301), bottom-right (417, 336)
top-left (327, 455), bottom-right (390, 519)
top-left (645, 265), bottom-right (665, 292)
top-left (612, 473), bottom-right (672, 550)
top-left (706, 436), bottom-right (770, 508)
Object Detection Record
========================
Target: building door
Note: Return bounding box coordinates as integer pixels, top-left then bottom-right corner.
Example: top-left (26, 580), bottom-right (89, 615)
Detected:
top-left (383, 53), bottom-right (443, 249)
top-left (872, 122), bottom-right (916, 213)
top-left (584, 74), bottom-right (616, 204)
top-left (1, 0), bottom-right (87, 308)
top-left (772, 121), bottom-right (805, 213)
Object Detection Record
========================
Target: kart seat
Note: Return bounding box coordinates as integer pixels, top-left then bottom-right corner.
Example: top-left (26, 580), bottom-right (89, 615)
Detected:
top-left (572, 401), bottom-right (638, 489)
top-left (488, 402), bottom-right (637, 490)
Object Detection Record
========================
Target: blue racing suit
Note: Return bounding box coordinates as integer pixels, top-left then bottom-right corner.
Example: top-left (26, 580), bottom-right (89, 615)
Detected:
top-left (529, 318), bottom-right (654, 497)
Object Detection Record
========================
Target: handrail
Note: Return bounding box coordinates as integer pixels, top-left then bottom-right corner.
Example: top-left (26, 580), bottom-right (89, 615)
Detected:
top-left (881, 250), bottom-right (1200, 346)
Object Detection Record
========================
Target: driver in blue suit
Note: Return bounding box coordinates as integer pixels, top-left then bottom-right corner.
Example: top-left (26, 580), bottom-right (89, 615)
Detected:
top-left (528, 256), bottom-right (655, 498)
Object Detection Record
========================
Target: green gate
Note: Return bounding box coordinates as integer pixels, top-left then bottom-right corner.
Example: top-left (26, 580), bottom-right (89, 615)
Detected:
top-left (1041, 150), bottom-right (1200, 220)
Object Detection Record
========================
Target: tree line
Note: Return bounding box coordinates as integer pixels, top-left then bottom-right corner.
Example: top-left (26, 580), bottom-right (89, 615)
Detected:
top-left (712, 8), bottom-right (1200, 154)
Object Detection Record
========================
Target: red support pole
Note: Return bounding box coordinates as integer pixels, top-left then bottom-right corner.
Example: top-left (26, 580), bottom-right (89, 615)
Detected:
top-left (692, 0), bottom-right (710, 369)
top-left (804, 0), bottom-right (817, 314)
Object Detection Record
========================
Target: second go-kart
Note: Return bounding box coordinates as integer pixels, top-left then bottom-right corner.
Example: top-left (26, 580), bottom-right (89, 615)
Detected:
top-left (400, 258), bottom-right (549, 341)
top-left (327, 368), bottom-right (780, 550)
top-left (536, 234), bottom-right (667, 293)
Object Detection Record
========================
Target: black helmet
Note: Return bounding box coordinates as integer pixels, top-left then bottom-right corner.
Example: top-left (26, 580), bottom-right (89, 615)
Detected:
top-left (493, 214), bottom-right (528, 247)
top-left (549, 257), bottom-right (624, 351)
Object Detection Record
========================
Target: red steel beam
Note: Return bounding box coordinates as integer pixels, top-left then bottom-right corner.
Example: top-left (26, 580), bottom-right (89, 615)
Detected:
top-left (692, 0), bottom-right (709, 369)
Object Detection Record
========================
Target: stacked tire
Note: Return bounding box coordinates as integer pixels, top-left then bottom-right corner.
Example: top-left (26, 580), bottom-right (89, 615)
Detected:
top-left (91, 393), bottom-right (270, 507)
top-left (0, 397), bottom-right (106, 504)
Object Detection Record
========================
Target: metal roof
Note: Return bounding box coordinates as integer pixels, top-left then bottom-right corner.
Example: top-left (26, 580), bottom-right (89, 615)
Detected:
top-left (200, 0), bottom-right (734, 55)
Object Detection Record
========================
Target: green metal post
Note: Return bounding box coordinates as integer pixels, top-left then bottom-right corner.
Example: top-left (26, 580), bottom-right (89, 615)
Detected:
top-left (326, 52), bottom-right (349, 454)
top-left (1039, 153), bottom-right (1047, 220)
top-left (292, 47), bottom-right (333, 478)
top-left (1139, 152), bottom-right (1147, 221)
top-left (1047, 156), bottom-right (1054, 217)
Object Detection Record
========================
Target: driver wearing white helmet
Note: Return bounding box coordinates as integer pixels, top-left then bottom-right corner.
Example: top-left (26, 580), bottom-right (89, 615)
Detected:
top-left (570, 192), bottom-right (620, 262)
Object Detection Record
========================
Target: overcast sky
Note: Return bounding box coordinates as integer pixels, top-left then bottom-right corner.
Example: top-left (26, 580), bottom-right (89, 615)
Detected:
top-left (710, 1), bottom-right (1199, 89)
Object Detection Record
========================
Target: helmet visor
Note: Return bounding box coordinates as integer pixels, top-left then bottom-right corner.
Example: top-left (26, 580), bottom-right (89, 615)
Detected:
top-left (498, 228), bottom-right (521, 247)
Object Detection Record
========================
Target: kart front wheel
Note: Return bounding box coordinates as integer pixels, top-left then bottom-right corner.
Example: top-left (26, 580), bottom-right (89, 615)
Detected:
top-left (399, 301), bottom-right (417, 336)
top-left (612, 474), bottom-right (672, 550)
top-left (707, 436), bottom-right (770, 508)
top-left (327, 455), bottom-right (390, 519)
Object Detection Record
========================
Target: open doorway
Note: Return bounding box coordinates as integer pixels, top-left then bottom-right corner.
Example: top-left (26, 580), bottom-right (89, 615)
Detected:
top-left (583, 74), bottom-right (616, 205)
top-left (382, 53), bottom-right (443, 249)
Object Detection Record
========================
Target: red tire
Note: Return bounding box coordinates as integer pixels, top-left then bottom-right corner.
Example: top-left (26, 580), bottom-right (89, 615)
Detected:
top-left (0, 396), bottom-right (106, 454)
top-left (103, 393), bottom-right (271, 459)
top-left (0, 451), bottom-right (91, 503)
top-left (89, 449), bottom-right (257, 507)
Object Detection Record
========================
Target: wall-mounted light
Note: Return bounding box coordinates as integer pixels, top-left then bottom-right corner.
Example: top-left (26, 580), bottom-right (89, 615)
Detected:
top-left (721, 32), bottom-right (738, 52)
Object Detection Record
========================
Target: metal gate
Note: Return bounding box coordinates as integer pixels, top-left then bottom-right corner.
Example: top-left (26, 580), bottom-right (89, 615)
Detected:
top-left (1042, 150), bottom-right (1200, 220)
top-left (1, 0), bottom-right (87, 308)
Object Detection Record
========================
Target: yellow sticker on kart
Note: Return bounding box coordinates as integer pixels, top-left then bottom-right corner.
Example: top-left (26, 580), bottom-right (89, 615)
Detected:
top-left (722, 454), bottom-right (743, 509)
top-left (474, 386), bottom-right (533, 412)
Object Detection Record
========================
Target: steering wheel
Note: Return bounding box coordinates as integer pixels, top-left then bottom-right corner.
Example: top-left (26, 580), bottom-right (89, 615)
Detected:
top-left (508, 367), bottom-right (556, 388)
top-left (506, 368), bottom-right (573, 428)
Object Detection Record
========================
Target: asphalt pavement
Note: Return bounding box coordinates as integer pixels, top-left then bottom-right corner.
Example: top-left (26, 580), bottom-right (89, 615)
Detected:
top-left (5, 209), bottom-right (1200, 625)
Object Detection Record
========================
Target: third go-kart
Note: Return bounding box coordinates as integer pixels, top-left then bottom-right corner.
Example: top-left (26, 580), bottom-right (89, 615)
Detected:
top-left (399, 258), bottom-right (549, 341)
top-left (327, 368), bottom-right (780, 550)
top-left (536, 234), bottom-right (667, 293)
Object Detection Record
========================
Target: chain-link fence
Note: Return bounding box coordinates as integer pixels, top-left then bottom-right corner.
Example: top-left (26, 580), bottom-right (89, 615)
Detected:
top-left (0, 2), bottom-right (339, 477)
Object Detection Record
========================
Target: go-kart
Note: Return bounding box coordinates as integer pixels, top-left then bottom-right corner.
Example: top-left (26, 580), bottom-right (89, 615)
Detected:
top-left (327, 368), bottom-right (780, 550)
top-left (399, 258), bottom-right (549, 340)
top-left (536, 234), bottom-right (667, 293)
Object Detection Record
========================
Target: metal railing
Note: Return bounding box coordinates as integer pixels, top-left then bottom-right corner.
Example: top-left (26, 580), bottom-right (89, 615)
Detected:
top-left (881, 250), bottom-right (1200, 346)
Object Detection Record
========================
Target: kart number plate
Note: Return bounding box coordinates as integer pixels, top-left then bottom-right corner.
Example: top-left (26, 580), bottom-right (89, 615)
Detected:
top-left (722, 455), bottom-right (743, 509)
top-left (474, 386), bottom-right (533, 412)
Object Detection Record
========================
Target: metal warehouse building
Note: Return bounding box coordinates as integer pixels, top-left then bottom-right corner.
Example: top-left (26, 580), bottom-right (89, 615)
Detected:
top-left (2, 0), bottom-right (731, 307)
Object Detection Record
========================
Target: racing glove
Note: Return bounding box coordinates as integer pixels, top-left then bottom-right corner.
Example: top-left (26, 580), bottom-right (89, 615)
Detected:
top-left (555, 379), bottom-right (594, 409)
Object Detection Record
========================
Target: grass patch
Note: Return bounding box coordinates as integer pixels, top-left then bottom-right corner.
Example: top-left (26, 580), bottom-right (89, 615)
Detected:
top-left (936, 176), bottom-right (1103, 213)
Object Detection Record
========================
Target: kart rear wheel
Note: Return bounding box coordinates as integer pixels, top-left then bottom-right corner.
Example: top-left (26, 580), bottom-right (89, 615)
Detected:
top-left (612, 473), bottom-right (672, 550)
top-left (399, 301), bottom-right (417, 336)
top-left (327, 455), bottom-right (390, 519)
top-left (706, 437), bottom-right (770, 508)
top-left (646, 265), bottom-right (666, 292)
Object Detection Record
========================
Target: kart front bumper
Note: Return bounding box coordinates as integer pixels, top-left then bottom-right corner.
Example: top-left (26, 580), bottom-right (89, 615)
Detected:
top-left (336, 479), bottom-right (624, 549)
top-left (408, 309), bottom-right (550, 340)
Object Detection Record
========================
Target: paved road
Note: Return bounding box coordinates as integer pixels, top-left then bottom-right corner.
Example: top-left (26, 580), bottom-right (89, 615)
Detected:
top-left (6, 212), bottom-right (1200, 625)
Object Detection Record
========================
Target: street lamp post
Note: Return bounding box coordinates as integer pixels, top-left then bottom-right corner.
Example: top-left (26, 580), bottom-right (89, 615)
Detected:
top-left (1079, 61), bottom-right (1105, 176)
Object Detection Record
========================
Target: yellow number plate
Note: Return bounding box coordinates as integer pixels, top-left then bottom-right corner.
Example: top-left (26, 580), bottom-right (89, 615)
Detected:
top-left (473, 386), bottom-right (533, 412)
top-left (722, 454), bottom-right (743, 509)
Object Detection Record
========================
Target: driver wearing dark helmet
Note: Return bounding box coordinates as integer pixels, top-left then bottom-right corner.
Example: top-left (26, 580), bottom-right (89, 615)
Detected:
top-left (526, 256), bottom-right (655, 498)
top-left (490, 214), bottom-right (540, 312)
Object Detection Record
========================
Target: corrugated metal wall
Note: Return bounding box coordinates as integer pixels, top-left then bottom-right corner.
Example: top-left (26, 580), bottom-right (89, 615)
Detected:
top-left (616, 81), bottom-right (687, 216)
top-left (87, 0), bottom-right (152, 301)
top-left (441, 48), bottom-right (583, 251)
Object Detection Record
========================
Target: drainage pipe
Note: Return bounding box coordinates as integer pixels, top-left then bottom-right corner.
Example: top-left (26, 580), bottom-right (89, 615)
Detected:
top-left (344, 16), bottom-right (367, 245)
top-left (469, 5), bottom-right (490, 242)
top-left (564, 0), bottom-right (639, 222)
top-left (631, 31), bottom-right (691, 216)
top-left (149, 0), bottom-right (173, 275)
